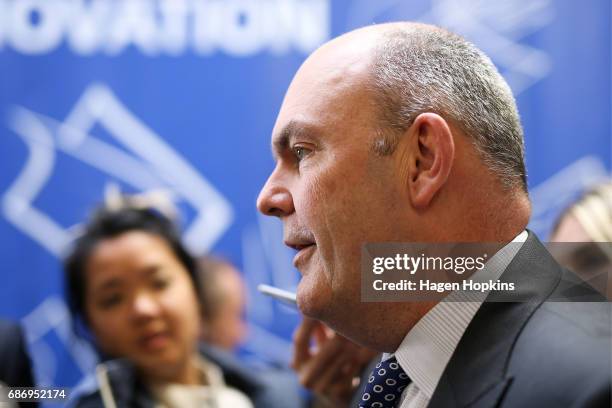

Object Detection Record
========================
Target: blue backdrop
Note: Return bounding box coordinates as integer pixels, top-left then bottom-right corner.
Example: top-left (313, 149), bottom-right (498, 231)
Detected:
top-left (0, 0), bottom-right (610, 389)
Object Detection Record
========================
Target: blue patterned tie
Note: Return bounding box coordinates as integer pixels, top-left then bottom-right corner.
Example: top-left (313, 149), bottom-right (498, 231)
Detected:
top-left (359, 356), bottom-right (410, 408)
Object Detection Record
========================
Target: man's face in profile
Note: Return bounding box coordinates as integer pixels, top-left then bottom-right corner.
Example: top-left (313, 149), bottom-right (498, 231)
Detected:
top-left (257, 44), bottom-right (410, 328)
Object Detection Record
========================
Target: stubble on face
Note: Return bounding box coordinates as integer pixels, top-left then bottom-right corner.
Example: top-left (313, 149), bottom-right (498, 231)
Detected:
top-left (277, 82), bottom-right (399, 323)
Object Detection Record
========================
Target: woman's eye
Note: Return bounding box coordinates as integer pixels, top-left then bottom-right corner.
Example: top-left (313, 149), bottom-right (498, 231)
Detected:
top-left (98, 294), bottom-right (123, 309)
top-left (152, 277), bottom-right (170, 290)
top-left (292, 145), bottom-right (311, 162)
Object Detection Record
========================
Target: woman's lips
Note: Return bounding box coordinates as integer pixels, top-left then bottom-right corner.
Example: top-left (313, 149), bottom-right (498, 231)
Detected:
top-left (140, 332), bottom-right (171, 352)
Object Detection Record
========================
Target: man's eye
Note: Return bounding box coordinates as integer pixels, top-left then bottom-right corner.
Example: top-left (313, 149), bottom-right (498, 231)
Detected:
top-left (292, 146), bottom-right (311, 162)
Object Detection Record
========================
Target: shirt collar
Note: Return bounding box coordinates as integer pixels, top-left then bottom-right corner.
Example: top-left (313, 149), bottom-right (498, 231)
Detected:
top-left (388, 230), bottom-right (528, 398)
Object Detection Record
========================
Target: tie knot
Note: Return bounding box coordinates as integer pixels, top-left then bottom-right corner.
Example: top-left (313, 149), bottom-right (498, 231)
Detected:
top-left (359, 356), bottom-right (410, 408)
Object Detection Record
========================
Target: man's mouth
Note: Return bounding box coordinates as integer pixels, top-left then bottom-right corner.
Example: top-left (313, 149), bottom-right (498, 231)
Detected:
top-left (288, 243), bottom-right (316, 268)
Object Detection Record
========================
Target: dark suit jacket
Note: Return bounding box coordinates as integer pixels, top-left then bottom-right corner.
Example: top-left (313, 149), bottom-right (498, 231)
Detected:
top-left (428, 232), bottom-right (611, 407)
top-left (0, 320), bottom-right (37, 408)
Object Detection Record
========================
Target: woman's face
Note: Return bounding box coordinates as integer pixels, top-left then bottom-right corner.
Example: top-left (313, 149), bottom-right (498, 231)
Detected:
top-left (84, 231), bottom-right (201, 382)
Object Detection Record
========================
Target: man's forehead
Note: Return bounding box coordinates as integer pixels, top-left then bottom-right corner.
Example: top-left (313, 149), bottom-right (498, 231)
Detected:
top-left (295, 39), bottom-right (375, 87)
top-left (275, 50), bottom-right (375, 125)
top-left (311, 25), bottom-right (382, 64)
top-left (281, 24), bottom-right (381, 103)
top-left (268, 27), bottom-right (385, 157)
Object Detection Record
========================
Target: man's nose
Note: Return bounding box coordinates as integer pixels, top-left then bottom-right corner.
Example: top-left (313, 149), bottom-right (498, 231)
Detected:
top-left (257, 174), bottom-right (294, 217)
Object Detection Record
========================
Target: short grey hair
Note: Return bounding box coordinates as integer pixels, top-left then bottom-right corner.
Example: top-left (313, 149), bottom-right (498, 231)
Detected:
top-left (368, 23), bottom-right (527, 191)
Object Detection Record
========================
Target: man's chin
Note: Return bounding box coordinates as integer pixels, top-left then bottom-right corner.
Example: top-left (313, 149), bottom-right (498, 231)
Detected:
top-left (296, 280), bottom-right (332, 320)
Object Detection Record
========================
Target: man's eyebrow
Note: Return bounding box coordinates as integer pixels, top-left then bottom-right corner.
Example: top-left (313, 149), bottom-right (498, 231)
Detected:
top-left (271, 120), bottom-right (316, 158)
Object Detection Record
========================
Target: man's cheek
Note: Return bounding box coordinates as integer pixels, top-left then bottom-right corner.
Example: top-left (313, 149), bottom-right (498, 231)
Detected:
top-left (297, 182), bottom-right (326, 221)
top-left (306, 173), bottom-right (331, 201)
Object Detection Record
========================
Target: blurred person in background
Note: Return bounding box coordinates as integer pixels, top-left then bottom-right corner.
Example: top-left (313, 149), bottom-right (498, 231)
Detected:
top-left (64, 201), bottom-right (288, 408)
top-left (0, 319), bottom-right (37, 408)
top-left (197, 256), bottom-right (248, 351)
top-left (550, 181), bottom-right (612, 298)
top-left (195, 255), bottom-right (307, 408)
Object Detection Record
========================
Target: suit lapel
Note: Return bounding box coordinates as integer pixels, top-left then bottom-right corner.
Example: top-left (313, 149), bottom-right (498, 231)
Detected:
top-left (428, 232), bottom-right (562, 408)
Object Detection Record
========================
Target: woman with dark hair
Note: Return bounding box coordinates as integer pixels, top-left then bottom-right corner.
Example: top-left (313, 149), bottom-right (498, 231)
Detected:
top-left (65, 206), bottom-right (253, 408)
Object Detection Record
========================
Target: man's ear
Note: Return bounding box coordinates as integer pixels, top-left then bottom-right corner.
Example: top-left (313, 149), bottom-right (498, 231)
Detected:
top-left (406, 113), bottom-right (455, 209)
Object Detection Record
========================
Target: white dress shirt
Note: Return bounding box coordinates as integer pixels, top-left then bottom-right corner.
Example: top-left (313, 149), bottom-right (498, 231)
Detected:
top-left (386, 231), bottom-right (528, 408)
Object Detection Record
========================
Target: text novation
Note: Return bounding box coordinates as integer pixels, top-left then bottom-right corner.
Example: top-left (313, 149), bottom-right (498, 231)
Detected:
top-left (0, 0), bottom-right (329, 56)
top-left (373, 279), bottom-right (515, 293)
top-left (373, 253), bottom-right (488, 275)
